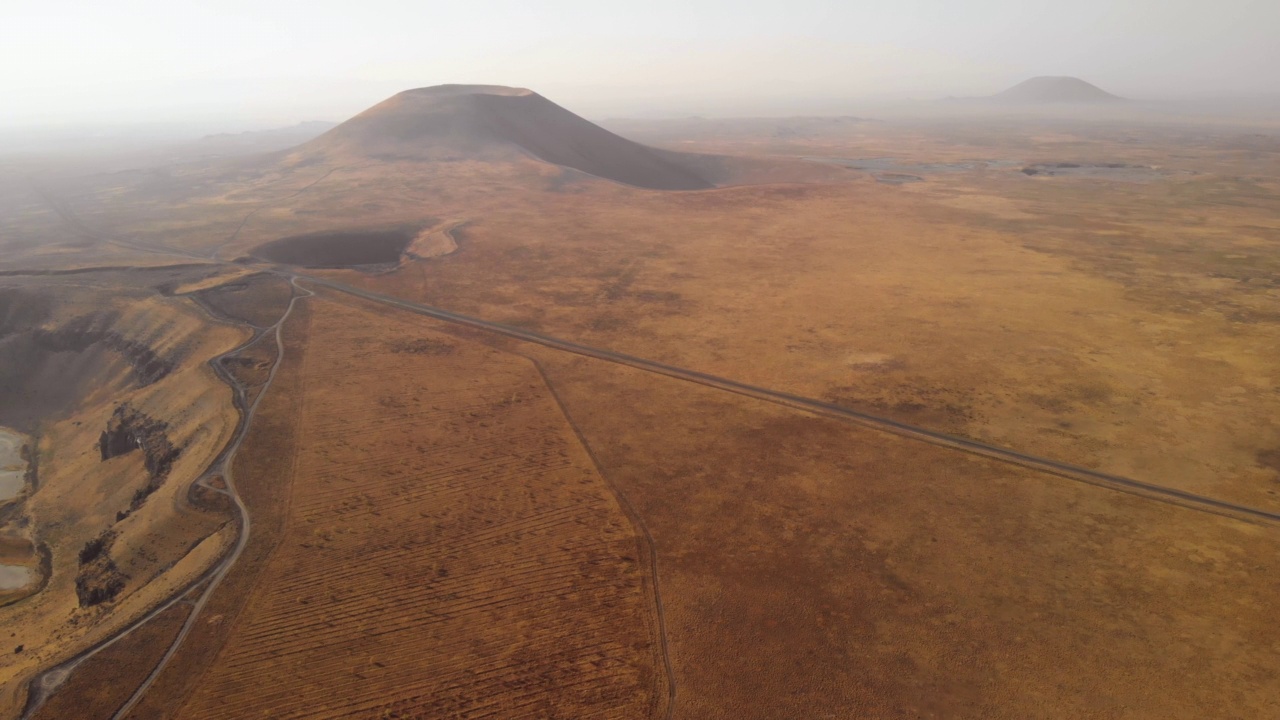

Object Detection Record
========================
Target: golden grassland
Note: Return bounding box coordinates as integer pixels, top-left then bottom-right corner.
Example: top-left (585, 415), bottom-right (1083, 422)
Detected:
top-left (303, 143), bottom-right (1280, 512)
top-left (156, 293), bottom-right (665, 720)
top-left (0, 115), bottom-right (1277, 717)
top-left (64, 118), bottom-right (1267, 513)
top-left (524, 346), bottom-right (1280, 719)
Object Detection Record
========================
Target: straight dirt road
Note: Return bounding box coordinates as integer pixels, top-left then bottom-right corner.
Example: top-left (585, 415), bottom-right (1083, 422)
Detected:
top-left (301, 275), bottom-right (1280, 527)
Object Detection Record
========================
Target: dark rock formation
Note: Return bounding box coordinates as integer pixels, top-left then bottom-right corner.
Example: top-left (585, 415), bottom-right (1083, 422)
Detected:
top-left (34, 314), bottom-right (173, 386)
top-left (75, 530), bottom-right (128, 607)
top-left (98, 404), bottom-right (181, 516)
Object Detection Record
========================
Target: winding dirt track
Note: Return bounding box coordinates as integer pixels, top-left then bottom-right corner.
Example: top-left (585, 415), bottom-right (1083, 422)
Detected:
top-left (17, 279), bottom-right (312, 720)
top-left (301, 275), bottom-right (1280, 527)
top-left (106, 278), bottom-right (313, 719)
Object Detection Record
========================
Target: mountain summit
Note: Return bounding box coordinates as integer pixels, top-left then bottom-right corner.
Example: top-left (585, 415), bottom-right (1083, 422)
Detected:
top-left (298, 84), bottom-right (717, 190)
top-left (992, 77), bottom-right (1124, 103)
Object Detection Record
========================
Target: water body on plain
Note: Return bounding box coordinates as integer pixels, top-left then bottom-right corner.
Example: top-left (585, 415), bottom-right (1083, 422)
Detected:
top-left (1020, 163), bottom-right (1182, 181)
top-left (811, 157), bottom-right (1022, 174)
top-left (0, 565), bottom-right (30, 590)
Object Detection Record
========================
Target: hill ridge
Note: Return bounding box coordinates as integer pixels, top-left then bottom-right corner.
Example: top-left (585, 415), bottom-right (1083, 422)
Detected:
top-left (298, 84), bottom-right (717, 190)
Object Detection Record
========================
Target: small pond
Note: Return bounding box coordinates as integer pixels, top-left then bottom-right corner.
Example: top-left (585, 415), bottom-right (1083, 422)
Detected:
top-left (0, 565), bottom-right (30, 591)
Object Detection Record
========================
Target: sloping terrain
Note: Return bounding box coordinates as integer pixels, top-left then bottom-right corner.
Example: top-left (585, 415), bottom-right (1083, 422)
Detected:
top-left (110, 276), bottom-right (1280, 720)
top-left (0, 277), bottom-right (245, 715)
top-left (0, 287), bottom-right (172, 432)
top-left (5, 86), bottom-right (847, 267)
top-left (293, 84), bottom-right (842, 190)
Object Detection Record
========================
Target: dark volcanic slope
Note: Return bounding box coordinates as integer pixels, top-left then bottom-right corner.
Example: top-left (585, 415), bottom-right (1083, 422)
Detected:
top-left (299, 84), bottom-right (716, 190)
top-left (992, 76), bottom-right (1124, 103)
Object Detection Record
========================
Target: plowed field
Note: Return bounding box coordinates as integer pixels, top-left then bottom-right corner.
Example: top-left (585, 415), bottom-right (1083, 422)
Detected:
top-left (173, 294), bottom-right (666, 719)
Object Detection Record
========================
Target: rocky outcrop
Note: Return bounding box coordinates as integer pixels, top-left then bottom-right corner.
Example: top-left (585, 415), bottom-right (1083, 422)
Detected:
top-left (34, 314), bottom-right (172, 386)
top-left (75, 531), bottom-right (127, 607)
top-left (98, 405), bottom-right (181, 516)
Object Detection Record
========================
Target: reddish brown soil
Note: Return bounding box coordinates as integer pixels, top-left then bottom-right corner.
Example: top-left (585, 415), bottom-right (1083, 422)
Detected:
top-left (29, 601), bottom-right (191, 720)
top-left (528, 349), bottom-right (1280, 719)
top-left (168, 294), bottom-right (665, 719)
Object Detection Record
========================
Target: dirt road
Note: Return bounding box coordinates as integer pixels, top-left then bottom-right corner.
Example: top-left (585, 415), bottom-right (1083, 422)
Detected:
top-left (302, 275), bottom-right (1280, 527)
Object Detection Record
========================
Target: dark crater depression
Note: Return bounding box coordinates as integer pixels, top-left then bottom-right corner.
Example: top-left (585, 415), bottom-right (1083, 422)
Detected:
top-left (251, 228), bottom-right (414, 268)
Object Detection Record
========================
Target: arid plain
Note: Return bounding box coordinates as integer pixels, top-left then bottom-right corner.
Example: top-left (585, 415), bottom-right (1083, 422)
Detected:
top-left (2, 85), bottom-right (1279, 718)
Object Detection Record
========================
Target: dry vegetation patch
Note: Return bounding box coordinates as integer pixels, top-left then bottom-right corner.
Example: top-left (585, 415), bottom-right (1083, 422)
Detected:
top-left (312, 131), bottom-right (1280, 512)
top-left (532, 350), bottom-right (1280, 719)
top-left (171, 295), bottom-right (666, 719)
top-left (27, 600), bottom-right (193, 720)
top-left (4, 111), bottom-right (1279, 719)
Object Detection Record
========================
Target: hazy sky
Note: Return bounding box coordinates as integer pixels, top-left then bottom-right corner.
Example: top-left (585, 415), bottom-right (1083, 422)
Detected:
top-left (3, 0), bottom-right (1279, 129)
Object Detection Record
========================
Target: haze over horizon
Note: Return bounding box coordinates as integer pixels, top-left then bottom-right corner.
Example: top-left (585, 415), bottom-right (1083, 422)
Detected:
top-left (4, 0), bottom-right (1280, 130)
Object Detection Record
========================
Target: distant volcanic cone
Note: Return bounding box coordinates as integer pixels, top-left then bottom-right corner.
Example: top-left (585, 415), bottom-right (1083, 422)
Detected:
top-left (991, 77), bottom-right (1125, 103)
top-left (297, 84), bottom-right (717, 190)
